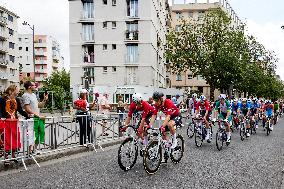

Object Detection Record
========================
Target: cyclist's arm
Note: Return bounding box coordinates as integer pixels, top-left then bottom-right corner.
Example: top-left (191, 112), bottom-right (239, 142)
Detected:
top-left (162, 115), bottom-right (171, 128)
top-left (125, 116), bottom-right (131, 126)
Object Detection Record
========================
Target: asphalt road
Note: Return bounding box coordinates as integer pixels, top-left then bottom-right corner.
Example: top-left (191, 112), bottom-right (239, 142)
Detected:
top-left (0, 118), bottom-right (284, 189)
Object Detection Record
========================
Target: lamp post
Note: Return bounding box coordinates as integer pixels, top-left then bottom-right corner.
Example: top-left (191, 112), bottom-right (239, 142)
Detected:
top-left (281, 26), bottom-right (284, 29)
top-left (22, 21), bottom-right (35, 81)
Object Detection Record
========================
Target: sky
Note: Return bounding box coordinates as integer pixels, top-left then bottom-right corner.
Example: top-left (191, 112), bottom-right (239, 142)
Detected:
top-left (1, 0), bottom-right (284, 79)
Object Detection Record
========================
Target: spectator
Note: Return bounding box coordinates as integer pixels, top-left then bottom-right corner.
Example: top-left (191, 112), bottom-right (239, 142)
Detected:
top-left (99, 92), bottom-right (111, 136)
top-left (172, 94), bottom-right (181, 108)
top-left (0, 85), bottom-right (29, 165)
top-left (22, 81), bottom-right (48, 153)
top-left (74, 89), bottom-right (96, 145)
top-left (117, 95), bottom-right (127, 128)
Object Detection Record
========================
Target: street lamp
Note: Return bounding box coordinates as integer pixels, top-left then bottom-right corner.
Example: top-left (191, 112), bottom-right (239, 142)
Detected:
top-left (22, 21), bottom-right (35, 81)
top-left (281, 26), bottom-right (284, 29)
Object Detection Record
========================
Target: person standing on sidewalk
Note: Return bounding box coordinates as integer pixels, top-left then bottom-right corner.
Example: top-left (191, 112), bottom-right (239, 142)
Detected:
top-left (22, 81), bottom-right (48, 153)
top-left (74, 89), bottom-right (96, 145)
top-left (99, 92), bottom-right (111, 136)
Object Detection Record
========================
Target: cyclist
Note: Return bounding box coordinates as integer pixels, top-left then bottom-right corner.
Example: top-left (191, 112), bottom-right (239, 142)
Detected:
top-left (231, 98), bottom-right (241, 129)
top-left (263, 100), bottom-right (274, 131)
top-left (188, 93), bottom-right (198, 117)
top-left (238, 98), bottom-right (251, 137)
top-left (172, 94), bottom-right (181, 108)
top-left (279, 99), bottom-right (283, 115)
top-left (273, 99), bottom-right (279, 124)
top-left (250, 98), bottom-right (259, 129)
top-left (152, 91), bottom-right (180, 149)
top-left (196, 95), bottom-right (212, 142)
top-left (213, 94), bottom-right (232, 144)
top-left (122, 93), bottom-right (156, 146)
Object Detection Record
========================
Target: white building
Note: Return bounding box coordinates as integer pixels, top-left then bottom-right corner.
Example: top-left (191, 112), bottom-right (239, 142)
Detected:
top-left (69, 0), bottom-right (175, 101)
top-left (0, 6), bottom-right (19, 92)
top-left (18, 34), bottom-right (33, 82)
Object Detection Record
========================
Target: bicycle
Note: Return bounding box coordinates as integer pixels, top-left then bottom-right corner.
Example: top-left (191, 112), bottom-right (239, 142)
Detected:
top-left (239, 116), bottom-right (250, 141)
top-left (215, 120), bottom-right (230, 151)
top-left (193, 116), bottom-right (213, 147)
top-left (186, 117), bottom-right (195, 139)
top-left (265, 116), bottom-right (272, 136)
top-left (143, 125), bottom-right (184, 175)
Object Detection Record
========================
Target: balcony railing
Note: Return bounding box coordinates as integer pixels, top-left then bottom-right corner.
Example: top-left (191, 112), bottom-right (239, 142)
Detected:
top-left (35, 43), bottom-right (47, 48)
top-left (81, 33), bottom-right (95, 43)
top-left (0, 72), bottom-right (9, 80)
top-left (0, 16), bottom-right (7, 26)
top-left (35, 51), bottom-right (46, 56)
top-left (35, 60), bottom-right (47, 65)
top-left (125, 54), bottom-right (139, 64)
top-left (0, 59), bottom-right (8, 67)
top-left (125, 31), bottom-right (139, 41)
top-left (0, 42), bottom-right (7, 53)
top-left (83, 53), bottom-right (95, 63)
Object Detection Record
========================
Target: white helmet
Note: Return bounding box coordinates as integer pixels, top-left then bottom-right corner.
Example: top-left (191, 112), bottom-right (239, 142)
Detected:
top-left (247, 99), bottom-right (252, 103)
top-left (132, 93), bottom-right (143, 104)
top-left (192, 93), bottom-right (197, 98)
top-left (80, 89), bottom-right (88, 94)
top-left (219, 94), bottom-right (226, 100)
top-left (200, 95), bottom-right (206, 100)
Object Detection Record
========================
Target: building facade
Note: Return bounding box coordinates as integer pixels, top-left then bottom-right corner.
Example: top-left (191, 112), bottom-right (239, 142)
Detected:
top-left (69, 0), bottom-right (170, 91)
top-left (18, 34), bottom-right (64, 86)
top-left (0, 6), bottom-right (19, 92)
top-left (169, 0), bottom-right (242, 97)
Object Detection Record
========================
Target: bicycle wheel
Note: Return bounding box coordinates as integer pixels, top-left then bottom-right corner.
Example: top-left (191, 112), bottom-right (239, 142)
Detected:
top-left (266, 121), bottom-right (271, 136)
top-left (194, 125), bottom-right (203, 147)
top-left (216, 130), bottom-right (223, 151)
top-left (187, 123), bottom-right (194, 138)
top-left (240, 123), bottom-right (245, 141)
top-left (118, 137), bottom-right (138, 171)
top-left (143, 140), bottom-right (162, 175)
top-left (170, 134), bottom-right (184, 164)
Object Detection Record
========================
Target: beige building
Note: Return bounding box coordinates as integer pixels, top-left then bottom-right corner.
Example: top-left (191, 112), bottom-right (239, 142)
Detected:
top-left (169, 0), bottom-right (242, 97)
top-left (69, 0), bottom-right (170, 90)
top-left (0, 6), bottom-right (19, 92)
top-left (18, 34), bottom-right (64, 86)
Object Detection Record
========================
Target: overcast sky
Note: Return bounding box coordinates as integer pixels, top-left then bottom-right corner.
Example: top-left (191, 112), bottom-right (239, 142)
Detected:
top-left (1, 0), bottom-right (284, 79)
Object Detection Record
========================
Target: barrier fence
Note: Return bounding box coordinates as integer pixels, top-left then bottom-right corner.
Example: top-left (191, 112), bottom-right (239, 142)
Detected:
top-left (0, 111), bottom-right (188, 170)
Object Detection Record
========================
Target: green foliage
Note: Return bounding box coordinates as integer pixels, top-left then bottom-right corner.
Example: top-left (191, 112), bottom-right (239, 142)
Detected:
top-left (166, 8), bottom-right (284, 100)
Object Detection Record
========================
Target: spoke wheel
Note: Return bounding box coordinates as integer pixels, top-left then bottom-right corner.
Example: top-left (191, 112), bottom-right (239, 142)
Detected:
top-left (216, 130), bottom-right (223, 151)
top-left (194, 125), bottom-right (203, 147)
top-left (170, 134), bottom-right (184, 164)
top-left (240, 124), bottom-right (245, 141)
top-left (118, 137), bottom-right (138, 171)
top-left (143, 140), bottom-right (162, 175)
top-left (187, 123), bottom-right (194, 138)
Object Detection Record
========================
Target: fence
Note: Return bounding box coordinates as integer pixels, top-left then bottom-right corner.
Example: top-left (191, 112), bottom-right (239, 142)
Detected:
top-left (0, 111), bottom-right (188, 170)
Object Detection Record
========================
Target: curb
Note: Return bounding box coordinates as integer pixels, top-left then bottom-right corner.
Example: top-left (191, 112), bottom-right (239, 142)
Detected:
top-left (0, 138), bottom-right (124, 172)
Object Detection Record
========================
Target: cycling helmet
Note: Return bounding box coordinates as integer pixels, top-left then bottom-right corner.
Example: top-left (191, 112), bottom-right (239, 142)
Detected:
top-left (192, 93), bottom-right (197, 98)
top-left (219, 94), bottom-right (226, 100)
top-left (176, 94), bottom-right (181, 97)
top-left (153, 91), bottom-right (164, 100)
top-left (132, 93), bottom-right (143, 104)
top-left (200, 95), bottom-right (206, 101)
top-left (233, 99), bottom-right (238, 103)
top-left (242, 98), bottom-right (247, 102)
top-left (247, 99), bottom-right (252, 103)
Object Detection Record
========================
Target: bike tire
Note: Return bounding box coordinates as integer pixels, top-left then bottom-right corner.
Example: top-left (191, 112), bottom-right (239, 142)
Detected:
top-left (187, 123), bottom-right (194, 138)
top-left (266, 122), bottom-right (270, 136)
top-left (194, 126), bottom-right (203, 147)
top-left (143, 140), bottom-right (162, 175)
top-left (240, 124), bottom-right (245, 141)
top-left (118, 137), bottom-right (138, 171)
top-left (170, 134), bottom-right (184, 164)
top-left (216, 131), bottom-right (223, 151)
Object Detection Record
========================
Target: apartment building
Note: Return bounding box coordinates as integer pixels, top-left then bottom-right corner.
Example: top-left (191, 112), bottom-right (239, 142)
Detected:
top-left (69, 0), bottom-right (170, 94)
top-left (169, 0), bottom-right (242, 97)
top-left (0, 6), bottom-right (19, 92)
top-left (18, 34), bottom-right (64, 86)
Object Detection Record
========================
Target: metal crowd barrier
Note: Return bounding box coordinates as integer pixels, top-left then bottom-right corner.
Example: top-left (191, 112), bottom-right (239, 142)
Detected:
top-left (0, 110), bottom-right (189, 171)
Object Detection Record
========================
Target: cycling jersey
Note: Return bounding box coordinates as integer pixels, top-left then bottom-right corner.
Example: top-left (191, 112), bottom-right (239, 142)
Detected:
top-left (128, 100), bottom-right (154, 119)
top-left (231, 102), bottom-right (241, 113)
top-left (239, 102), bottom-right (251, 116)
top-left (154, 99), bottom-right (180, 117)
top-left (215, 100), bottom-right (231, 114)
top-left (274, 103), bottom-right (279, 111)
top-left (264, 104), bottom-right (274, 117)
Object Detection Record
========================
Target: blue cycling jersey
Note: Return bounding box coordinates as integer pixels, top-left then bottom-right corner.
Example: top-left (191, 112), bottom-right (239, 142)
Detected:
top-left (250, 102), bottom-right (259, 109)
top-left (231, 102), bottom-right (241, 112)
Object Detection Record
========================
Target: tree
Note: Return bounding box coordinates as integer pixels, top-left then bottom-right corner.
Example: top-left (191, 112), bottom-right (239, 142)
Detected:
top-left (42, 69), bottom-right (71, 114)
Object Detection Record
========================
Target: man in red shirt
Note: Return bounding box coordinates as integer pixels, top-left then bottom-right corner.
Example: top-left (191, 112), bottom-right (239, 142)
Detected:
top-left (123, 93), bottom-right (155, 143)
top-left (152, 91), bottom-right (180, 149)
top-left (196, 95), bottom-right (211, 142)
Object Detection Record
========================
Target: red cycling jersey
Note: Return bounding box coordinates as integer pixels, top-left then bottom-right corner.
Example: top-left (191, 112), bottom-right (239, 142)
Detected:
top-left (153, 99), bottom-right (180, 117)
top-left (128, 100), bottom-right (154, 119)
top-left (196, 100), bottom-right (210, 111)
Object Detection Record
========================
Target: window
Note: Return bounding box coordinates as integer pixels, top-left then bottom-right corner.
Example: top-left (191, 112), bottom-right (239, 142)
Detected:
top-left (188, 12), bottom-right (193, 18)
top-left (112, 0), bottom-right (116, 6)
top-left (103, 0), bottom-right (107, 5)
top-left (126, 44), bottom-right (138, 63)
top-left (198, 11), bottom-right (205, 20)
top-left (82, 24), bottom-right (94, 41)
top-left (103, 66), bottom-right (107, 73)
top-left (103, 44), bottom-right (107, 50)
top-left (112, 66), bottom-right (116, 72)
top-left (127, 0), bottom-right (138, 17)
top-left (38, 39), bottom-right (42, 43)
top-left (9, 42), bottom-right (14, 49)
top-left (27, 56), bottom-right (29, 61)
top-left (176, 12), bottom-right (182, 19)
top-left (27, 73), bottom-right (30, 77)
top-left (112, 44), bottom-right (116, 50)
top-left (197, 75), bottom-right (203, 80)
top-left (26, 47), bottom-right (29, 51)
top-left (175, 25), bottom-right (181, 32)
top-left (176, 74), bottom-right (182, 81)
top-left (112, 21), bottom-right (116, 28)
top-left (19, 38), bottom-right (22, 42)
top-left (82, 2), bottom-right (94, 19)
top-left (9, 55), bottom-right (15, 63)
top-left (8, 28), bottom-right (13, 35)
top-left (188, 74), bottom-right (193, 79)
top-left (103, 22), bottom-right (107, 29)
top-left (8, 15), bottom-right (13, 22)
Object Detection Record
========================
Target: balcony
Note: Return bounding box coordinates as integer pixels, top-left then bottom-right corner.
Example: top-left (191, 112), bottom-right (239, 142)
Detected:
top-left (83, 53), bottom-right (95, 64)
top-left (125, 54), bottom-right (139, 64)
top-left (0, 59), bottom-right (8, 67)
top-left (81, 33), bottom-right (94, 44)
top-left (35, 67), bottom-right (46, 73)
top-left (35, 60), bottom-right (47, 65)
top-left (34, 42), bottom-right (47, 48)
top-left (0, 73), bottom-right (9, 80)
top-left (80, 11), bottom-right (94, 21)
top-left (0, 31), bottom-right (7, 41)
top-left (35, 51), bottom-right (46, 56)
top-left (125, 31), bottom-right (139, 42)
top-left (0, 16), bottom-right (7, 26)
top-left (35, 75), bottom-right (46, 81)
top-left (0, 43), bottom-right (8, 53)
